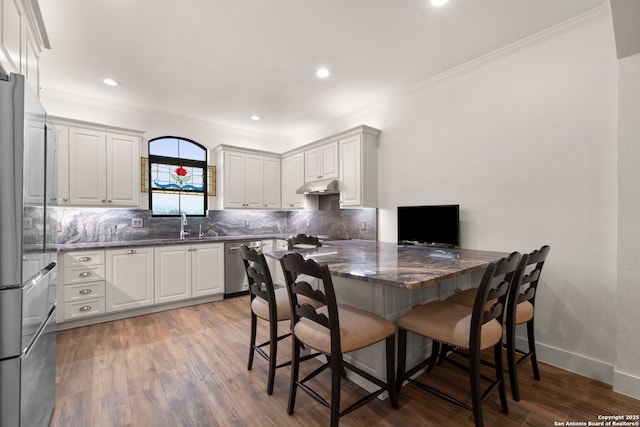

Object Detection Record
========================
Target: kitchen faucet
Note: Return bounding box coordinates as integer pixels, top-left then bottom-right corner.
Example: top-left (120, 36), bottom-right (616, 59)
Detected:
top-left (180, 213), bottom-right (190, 240)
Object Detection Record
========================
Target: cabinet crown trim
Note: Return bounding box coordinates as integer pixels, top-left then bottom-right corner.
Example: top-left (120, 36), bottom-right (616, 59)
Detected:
top-left (51, 116), bottom-right (145, 136)
top-left (212, 144), bottom-right (281, 158)
top-left (281, 124), bottom-right (380, 157)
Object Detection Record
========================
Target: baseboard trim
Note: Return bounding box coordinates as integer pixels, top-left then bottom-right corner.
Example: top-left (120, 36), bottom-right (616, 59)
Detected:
top-left (515, 337), bottom-right (614, 385)
top-left (613, 369), bottom-right (640, 399)
top-left (57, 294), bottom-right (223, 330)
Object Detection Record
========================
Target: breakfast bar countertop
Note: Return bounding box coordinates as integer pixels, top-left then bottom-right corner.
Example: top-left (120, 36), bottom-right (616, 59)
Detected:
top-left (265, 239), bottom-right (508, 290)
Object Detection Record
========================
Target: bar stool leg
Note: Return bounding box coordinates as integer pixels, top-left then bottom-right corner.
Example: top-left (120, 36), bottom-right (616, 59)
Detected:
top-left (287, 337), bottom-right (300, 415)
top-left (330, 353), bottom-right (342, 427)
top-left (386, 335), bottom-right (399, 409)
top-left (527, 320), bottom-right (540, 380)
top-left (266, 315), bottom-right (278, 395)
top-left (426, 340), bottom-right (441, 372)
top-left (494, 342), bottom-right (509, 414)
top-left (396, 327), bottom-right (407, 392)
top-left (506, 317), bottom-right (520, 401)
top-left (248, 312), bottom-right (257, 371)
top-left (469, 348), bottom-right (484, 427)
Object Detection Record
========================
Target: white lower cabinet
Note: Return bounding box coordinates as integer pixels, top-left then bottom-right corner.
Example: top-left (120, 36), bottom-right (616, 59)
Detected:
top-left (60, 250), bottom-right (107, 321)
top-left (59, 242), bottom-right (224, 325)
top-left (106, 247), bottom-right (154, 312)
top-left (155, 245), bottom-right (191, 303)
top-left (154, 243), bottom-right (224, 303)
top-left (191, 243), bottom-right (225, 297)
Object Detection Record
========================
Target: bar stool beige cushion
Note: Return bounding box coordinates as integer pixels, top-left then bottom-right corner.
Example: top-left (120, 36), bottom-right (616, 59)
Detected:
top-left (294, 304), bottom-right (396, 354)
top-left (397, 301), bottom-right (503, 351)
top-left (446, 289), bottom-right (534, 325)
top-left (251, 288), bottom-right (321, 321)
top-left (251, 287), bottom-right (291, 321)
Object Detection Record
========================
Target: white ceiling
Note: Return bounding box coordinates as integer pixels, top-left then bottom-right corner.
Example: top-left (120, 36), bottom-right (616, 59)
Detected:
top-left (38, 0), bottom-right (607, 140)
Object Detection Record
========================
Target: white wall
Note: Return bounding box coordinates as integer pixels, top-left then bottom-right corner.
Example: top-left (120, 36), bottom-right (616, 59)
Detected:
top-left (292, 14), bottom-right (621, 384)
top-left (616, 52), bottom-right (640, 398)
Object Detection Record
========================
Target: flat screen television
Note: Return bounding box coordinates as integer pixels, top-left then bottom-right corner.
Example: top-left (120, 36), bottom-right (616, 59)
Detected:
top-left (397, 204), bottom-right (460, 248)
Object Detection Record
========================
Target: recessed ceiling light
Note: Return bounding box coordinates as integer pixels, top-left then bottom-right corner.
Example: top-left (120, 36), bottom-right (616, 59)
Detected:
top-left (250, 115), bottom-right (260, 121)
top-left (430, 0), bottom-right (449, 6)
top-left (316, 67), bottom-right (330, 79)
top-left (103, 78), bottom-right (119, 86)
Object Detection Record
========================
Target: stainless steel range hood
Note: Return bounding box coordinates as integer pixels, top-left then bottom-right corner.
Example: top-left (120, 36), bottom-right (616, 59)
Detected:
top-left (296, 179), bottom-right (339, 195)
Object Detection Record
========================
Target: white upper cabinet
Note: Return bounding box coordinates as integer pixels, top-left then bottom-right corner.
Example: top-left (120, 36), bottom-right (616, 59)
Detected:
top-left (215, 125), bottom-right (377, 210)
top-left (304, 141), bottom-right (338, 183)
top-left (338, 126), bottom-right (379, 208)
top-left (244, 153), bottom-right (264, 208)
top-left (54, 125), bottom-right (70, 205)
top-left (281, 152), bottom-right (304, 209)
top-left (55, 119), bottom-right (142, 207)
top-left (0, 0), bottom-right (49, 94)
top-left (263, 156), bottom-right (281, 208)
top-left (222, 150), bottom-right (246, 208)
top-left (218, 146), bottom-right (281, 209)
top-left (68, 128), bottom-right (107, 206)
top-left (106, 133), bottom-right (141, 206)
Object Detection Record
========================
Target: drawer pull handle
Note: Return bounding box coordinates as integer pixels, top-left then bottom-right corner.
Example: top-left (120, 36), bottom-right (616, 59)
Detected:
top-left (79, 289), bottom-right (92, 295)
top-left (79, 257), bottom-right (92, 262)
top-left (79, 272), bottom-right (92, 278)
top-left (126, 249), bottom-right (137, 255)
top-left (79, 305), bottom-right (93, 312)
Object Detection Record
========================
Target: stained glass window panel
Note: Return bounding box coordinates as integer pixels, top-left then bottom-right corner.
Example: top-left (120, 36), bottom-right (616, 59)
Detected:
top-left (150, 163), bottom-right (205, 193)
top-left (148, 136), bottom-right (207, 216)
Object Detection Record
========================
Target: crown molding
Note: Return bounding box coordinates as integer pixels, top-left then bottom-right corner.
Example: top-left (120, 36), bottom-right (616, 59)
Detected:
top-left (321, 3), bottom-right (612, 131)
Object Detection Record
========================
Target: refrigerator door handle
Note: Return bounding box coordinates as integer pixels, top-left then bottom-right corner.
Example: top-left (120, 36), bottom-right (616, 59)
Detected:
top-left (21, 262), bottom-right (56, 294)
top-left (22, 305), bottom-right (56, 359)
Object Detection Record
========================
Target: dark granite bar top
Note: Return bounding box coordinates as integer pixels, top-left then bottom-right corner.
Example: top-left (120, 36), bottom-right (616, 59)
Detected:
top-left (265, 240), bottom-right (509, 290)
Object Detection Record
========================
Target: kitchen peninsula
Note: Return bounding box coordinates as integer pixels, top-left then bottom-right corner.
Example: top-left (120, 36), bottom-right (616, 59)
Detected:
top-left (265, 239), bottom-right (508, 392)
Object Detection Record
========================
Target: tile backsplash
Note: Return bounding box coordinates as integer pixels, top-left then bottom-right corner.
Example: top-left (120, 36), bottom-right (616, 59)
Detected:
top-left (55, 195), bottom-right (376, 244)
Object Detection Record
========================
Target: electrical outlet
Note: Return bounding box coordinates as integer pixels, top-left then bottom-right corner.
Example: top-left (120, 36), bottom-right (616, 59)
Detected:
top-left (132, 218), bottom-right (143, 228)
top-left (361, 221), bottom-right (367, 231)
top-left (245, 220), bottom-right (250, 228)
top-left (306, 219), bottom-right (311, 227)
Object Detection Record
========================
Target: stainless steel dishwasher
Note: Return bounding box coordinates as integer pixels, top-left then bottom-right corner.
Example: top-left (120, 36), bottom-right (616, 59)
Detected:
top-left (224, 240), bottom-right (263, 297)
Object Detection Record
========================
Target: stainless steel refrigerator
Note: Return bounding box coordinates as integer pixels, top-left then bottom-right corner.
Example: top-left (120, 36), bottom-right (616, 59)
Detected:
top-left (0, 73), bottom-right (57, 427)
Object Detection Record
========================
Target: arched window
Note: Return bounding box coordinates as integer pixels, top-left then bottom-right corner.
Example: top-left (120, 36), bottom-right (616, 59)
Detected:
top-left (149, 136), bottom-right (207, 216)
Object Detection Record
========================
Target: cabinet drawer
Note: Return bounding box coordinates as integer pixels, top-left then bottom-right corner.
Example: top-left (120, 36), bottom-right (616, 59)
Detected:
top-left (63, 281), bottom-right (105, 302)
top-left (63, 250), bottom-right (105, 267)
top-left (63, 265), bottom-right (105, 285)
top-left (63, 298), bottom-right (106, 319)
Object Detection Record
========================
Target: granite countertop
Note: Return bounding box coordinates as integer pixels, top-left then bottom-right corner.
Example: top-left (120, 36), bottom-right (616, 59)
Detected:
top-left (57, 234), bottom-right (296, 252)
top-left (265, 240), bottom-right (508, 290)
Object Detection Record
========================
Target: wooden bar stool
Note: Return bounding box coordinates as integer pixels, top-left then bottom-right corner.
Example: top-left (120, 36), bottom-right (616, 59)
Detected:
top-left (287, 233), bottom-right (322, 249)
top-left (396, 252), bottom-right (522, 427)
top-left (240, 245), bottom-right (319, 395)
top-left (280, 252), bottom-right (399, 427)
top-left (446, 245), bottom-right (550, 401)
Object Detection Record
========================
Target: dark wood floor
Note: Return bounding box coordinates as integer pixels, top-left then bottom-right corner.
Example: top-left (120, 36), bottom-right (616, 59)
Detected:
top-left (51, 297), bottom-right (639, 427)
